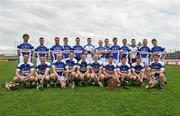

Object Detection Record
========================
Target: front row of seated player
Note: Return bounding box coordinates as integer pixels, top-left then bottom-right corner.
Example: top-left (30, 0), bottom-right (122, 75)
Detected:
top-left (13, 52), bottom-right (166, 91)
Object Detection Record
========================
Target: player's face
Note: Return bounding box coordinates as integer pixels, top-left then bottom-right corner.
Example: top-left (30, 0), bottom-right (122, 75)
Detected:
top-left (99, 40), bottom-right (103, 46)
top-left (154, 55), bottom-right (159, 62)
top-left (143, 39), bottom-right (148, 46)
top-left (70, 53), bottom-right (74, 60)
top-left (39, 39), bottom-right (44, 45)
top-left (113, 39), bottom-right (117, 44)
top-left (123, 40), bottom-right (127, 45)
top-left (23, 55), bottom-right (29, 63)
top-left (152, 41), bottom-right (157, 46)
top-left (136, 58), bottom-right (141, 64)
top-left (131, 39), bottom-right (136, 45)
top-left (121, 58), bottom-right (126, 64)
top-left (64, 38), bottom-right (68, 44)
top-left (76, 38), bottom-right (80, 44)
top-left (87, 38), bottom-right (91, 44)
top-left (93, 54), bottom-right (99, 61)
top-left (56, 54), bottom-right (62, 62)
top-left (55, 38), bottom-right (60, 45)
top-left (81, 54), bottom-right (86, 60)
top-left (108, 57), bottom-right (113, 64)
top-left (23, 36), bottom-right (29, 43)
top-left (40, 57), bottom-right (46, 64)
top-left (104, 39), bottom-right (109, 45)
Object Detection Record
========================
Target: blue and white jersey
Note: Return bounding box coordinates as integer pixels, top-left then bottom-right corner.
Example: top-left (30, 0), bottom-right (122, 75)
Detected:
top-left (65, 58), bottom-right (78, 70)
top-left (72, 45), bottom-right (84, 58)
top-left (17, 43), bottom-right (34, 56)
top-left (130, 45), bottom-right (138, 59)
top-left (120, 45), bottom-right (131, 58)
top-left (16, 62), bottom-right (34, 76)
top-left (52, 61), bottom-right (68, 76)
top-left (104, 45), bottom-right (111, 59)
top-left (63, 45), bottom-right (71, 59)
top-left (35, 62), bottom-right (51, 75)
top-left (138, 46), bottom-right (151, 58)
top-left (90, 60), bottom-right (103, 73)
top-left (84, 44), bottom-right (95, 61)
top-left (103, 62), bottom-right (116, 74)
top-left (116, 63), bottom-right (131, 73)
top-left (17, 43), bottom-right (34, 63)
top-left (131, 62), bottom-right (145, 73)
top-left (35, 45), bottom-right (49, 58)
top-left (95, 46), bottom-right (106, 58)
top-left (151, 46), bottom-right (165, 59)
top-left (110, 45), bottom-right (121, 61)
top-left (78, 59), bottom-right (90, 72)
top-left (50, 44), bottom-right (64, 61)
top-left (149, 61), bottom-right (165, 73)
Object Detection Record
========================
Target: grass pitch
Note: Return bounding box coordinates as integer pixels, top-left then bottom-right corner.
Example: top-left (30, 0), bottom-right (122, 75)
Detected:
top-left (0, 61), bottom-right (180, 116)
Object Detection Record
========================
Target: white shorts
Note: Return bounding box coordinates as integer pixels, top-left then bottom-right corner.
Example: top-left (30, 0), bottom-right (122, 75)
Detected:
top-left (58, 76), bottom-right (65, 80)
top-left (141, 58), bottom-right (150, 66)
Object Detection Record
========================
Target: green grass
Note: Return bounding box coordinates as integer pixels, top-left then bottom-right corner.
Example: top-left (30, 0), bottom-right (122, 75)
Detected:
top-left (0, 61), bottom-right (180, 116)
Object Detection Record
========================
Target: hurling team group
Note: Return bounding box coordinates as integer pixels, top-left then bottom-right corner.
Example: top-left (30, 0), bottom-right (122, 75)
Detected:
top-left (13, 33), bottom-right (167, 90)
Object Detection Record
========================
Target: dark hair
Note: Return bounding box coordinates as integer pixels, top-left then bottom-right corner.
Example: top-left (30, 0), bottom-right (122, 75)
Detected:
top-left (55, 37), bottom-right (59, 40)
top-left (131, 39), bottom-right (135, 41)
top-left (39, 37), bottom-right (44, 40)
top-left (64, 37), bottom-right (68, 40)
top-left (121, 56), bottom-right (126, 60)
top-left (76, 37), bottom-right (80, 40)
top-left (105, 38), bottom-right (109, 41)
top-left (122, 39), bottom-right (127, 42)
top-left (113, 37), bottom-right (117, 40)
top-left (87, 38), bottom-right (91, 40)
top-left (153, 54), bottom-right (160, 57)
top-left (23, 34), bottom-right (29, 38)
top-left (108, 55), bottom-right (113, 59)
top-left (151, 39), bottom-right (157, 42)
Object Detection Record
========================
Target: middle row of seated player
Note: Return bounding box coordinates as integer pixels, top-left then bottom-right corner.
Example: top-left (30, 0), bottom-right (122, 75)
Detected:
top-left (13, 51), bottom-right (151, 89)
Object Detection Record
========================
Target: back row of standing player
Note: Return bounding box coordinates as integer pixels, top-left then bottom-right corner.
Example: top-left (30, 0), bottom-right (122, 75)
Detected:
top-left (17, 34), bottom-right (166, 65)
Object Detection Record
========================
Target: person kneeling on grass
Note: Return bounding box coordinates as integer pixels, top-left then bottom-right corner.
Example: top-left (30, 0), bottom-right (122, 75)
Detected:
top-left (75, 53), bottom-right (90, 86)
top-left (13, 55), bottom-right (35, 88)
top-left (35, 56), bottom-right (51, 89)
top-left (146, 54), bottom-right (166, 91)
top-left (65, 51), bottom-right (79, 88)
top-left (50, 54), bottom-right (69, 89)
top-left (130, 57), bottom-right (145, 87)
top-left (89, 53), bottom-right (104, 87)
top-left (102, 56), bottom-right (117, 85)
top-left (115, 57), bottom-right (131, 88)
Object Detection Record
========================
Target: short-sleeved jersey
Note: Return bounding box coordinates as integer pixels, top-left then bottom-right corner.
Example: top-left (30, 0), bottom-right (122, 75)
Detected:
top-left (103, 62), bottom-right (116, 74)
top-left (90, 60), bottom-right (103, 73)
top-left (35, 45), bottom-right (49, 58)
top-left (120, 45), bottom-right (131, 58)
top-left (65, 58), bottom-right (78, 69)
top-left (63, 45), bottom-right (71, 59)
top-left (110, 45), bottom-right (121, 60)
top-left (104, 45), bottom-right (111, 59)
top-left (84, 44), bottom-right (95, 61)
top-left (72, 45), bottom-right (84, 58)
top-left (130, 45), bottom-right (138, 59)
top-left (50, 44), bottom-right (64, 61)
top-left (131, 62), bottom-right (145, 73)
top-left (151, 46), bottom-right (165, 59)
top-left (35, 62), bottom-right (51, 75)
top-left (138, 46), bottom-right (151, 58)
top-left (17, 43), bottom-right (34, 56)
top-left (78, 59), bottom-right (90, 72)
top-left (52, 61), bottom-right (68, 76)
top-left (95, 46), bottom-right (106, 58)
top-left (16, 62), bottom-right (34, 76)
top-left (149, 61), bottom-right (165, 73)
top-left (116, 63), bottom-right (131, 73)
